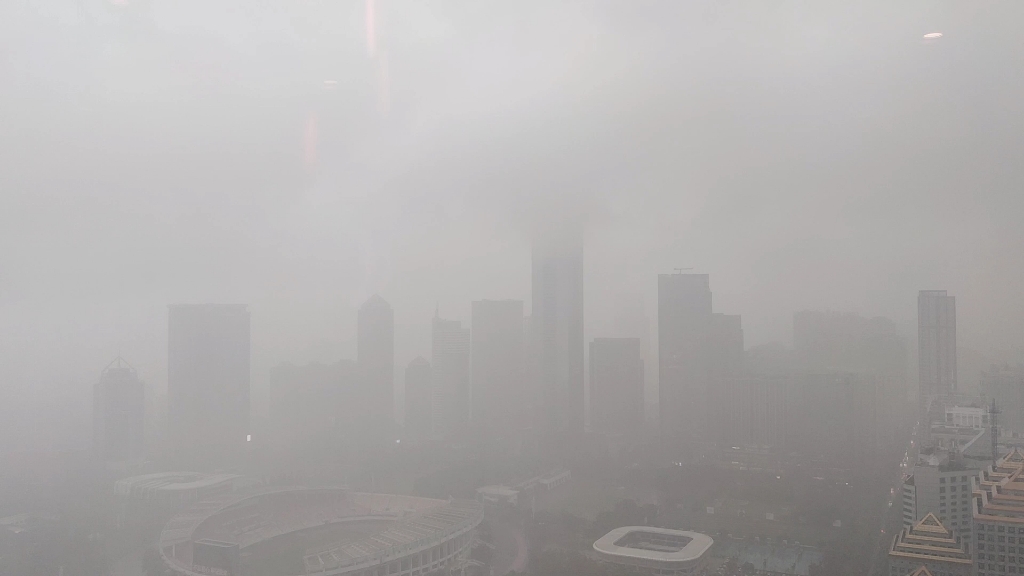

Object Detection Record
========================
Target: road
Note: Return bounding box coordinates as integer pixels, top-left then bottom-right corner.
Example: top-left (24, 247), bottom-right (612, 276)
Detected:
top-left (867, 420), bottom-right (920, 576)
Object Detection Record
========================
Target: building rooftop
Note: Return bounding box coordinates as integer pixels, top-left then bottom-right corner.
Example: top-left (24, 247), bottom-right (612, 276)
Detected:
top-left (974, 447), bottom-right (1024, 524)
top-left (888, 513), bottom-right (970, 566)
top-left (594, 527), bottom-right (713, 564)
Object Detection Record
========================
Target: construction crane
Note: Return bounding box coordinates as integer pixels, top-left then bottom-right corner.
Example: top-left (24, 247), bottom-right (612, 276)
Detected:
top-left (673, 267), bottom-right (693, 274)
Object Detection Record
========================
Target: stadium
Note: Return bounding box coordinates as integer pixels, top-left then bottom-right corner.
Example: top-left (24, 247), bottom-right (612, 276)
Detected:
top-left (593, 526), bottom-right (713, 575)
top-left (158, 487), bottom-right (483, 576)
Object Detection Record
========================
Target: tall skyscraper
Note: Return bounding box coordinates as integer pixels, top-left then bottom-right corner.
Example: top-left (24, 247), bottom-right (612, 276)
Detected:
top-left (589, 338), bottom-right (644, 437)
top-left (93, 357), bottom-right (145, 462)
top-left (658, 273), bottom-right (713, 450)
top-left (918, 290), bottom-right (957, 397)
top-left (404, 357), bottom-right (433, 441)
top-left (531, 243), bottom-right (585, 444)
top-left (471, 299), bottom-right (525, 433)
top-left (167, 304), bottom-right (250, 468)
top-left (432, 310), bottom-right (470, 437)
top-left (358, 295), bottom-right (395, 435)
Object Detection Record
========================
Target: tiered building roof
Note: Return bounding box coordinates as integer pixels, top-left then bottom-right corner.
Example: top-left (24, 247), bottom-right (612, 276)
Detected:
top-left (888, 513), bottom-right (971, 568)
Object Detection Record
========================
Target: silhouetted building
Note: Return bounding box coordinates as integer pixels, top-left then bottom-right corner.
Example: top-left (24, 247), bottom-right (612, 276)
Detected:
top-left (471, 299), bottom-right (525, 433)
top-left (167, 304), bottom-right (250, 468)
top-left (658, 273), bottom-right (713, 450)
top-left (93, 357), bottom-right (145, 461)
top-left (532, 243), bottom-right (585, 445)
top-left (717, 375), bottom-right (789, 450)
top-left (792, 310), bottom-right (909, 450)
top-left (358, 295), bottom-right (395, 435)
top-left (787, 372), bottom-right (896, 465)
top-left (589, 338), bottom-right (644, 437)
top-left (709, 313), bottom-right (744, 445)
top-left (404, 357), bottom-right (432, 441)
top-left (432, 310), bottom-right (470, 437)
top-left (794, 311), bottom-right (908, 379)
top-left (919, 290), bottom-right (957, 397)
top-left (610, 295), bottom-right (655, 421)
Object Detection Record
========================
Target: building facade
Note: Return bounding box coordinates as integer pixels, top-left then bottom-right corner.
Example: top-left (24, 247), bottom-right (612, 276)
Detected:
top-left (658, 273), bottom-right (713, 450)
top-left (531, 243), bottom-right (585, 445)
top-left (432, 311), bottom-right (470, 437)
top-left (93, 357), bottom-right (145, 462)
top-left (900, 451), bottom-right (980, 539)
top-left (919, 290), bottom-right (957, 398)
top-left (470, 299), bottom-right (525, 433)
top-left (167, 304), bottom-right (250, 468)
top-left (589, 337), bottom-right (644, 437)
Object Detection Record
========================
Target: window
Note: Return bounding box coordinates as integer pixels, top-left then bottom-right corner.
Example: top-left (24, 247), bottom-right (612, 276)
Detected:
top-left (941, 478), bottom-right (947, 484)
top-left (941, 487), bottom-right (946, 493)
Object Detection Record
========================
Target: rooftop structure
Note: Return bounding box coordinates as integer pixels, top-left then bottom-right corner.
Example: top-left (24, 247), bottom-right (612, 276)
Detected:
top-left (593, 527), bottom-right (712, 575)
top-left (887, 513), bottom-right (971, 576)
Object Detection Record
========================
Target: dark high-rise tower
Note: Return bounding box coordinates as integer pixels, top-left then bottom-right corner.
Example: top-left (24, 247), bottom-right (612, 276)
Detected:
top-left (471, 299), bottom-right (525, 433)
top-left (531, 243), bottom-right (585, 444)
top-left (918, 290), bottom-right (957, 397)
top-left (93, 357), bottom-right (145, 461)
top-left (167, 304), bottom-right (250, 468)
top-left (432, 310), bottom-right (471, 437)
top-left (658, 273), bottom-right (713, 450)
top-left (589, 338), bottom-right (644, 437)
top-left (404, 357), bottom-right (433, 441)
top-left (358, 295), bottom-right (395, 435)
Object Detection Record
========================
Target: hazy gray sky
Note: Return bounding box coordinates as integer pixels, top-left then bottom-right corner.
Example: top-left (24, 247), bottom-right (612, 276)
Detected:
top-left (3, 1), bottom-right (1024, 446)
